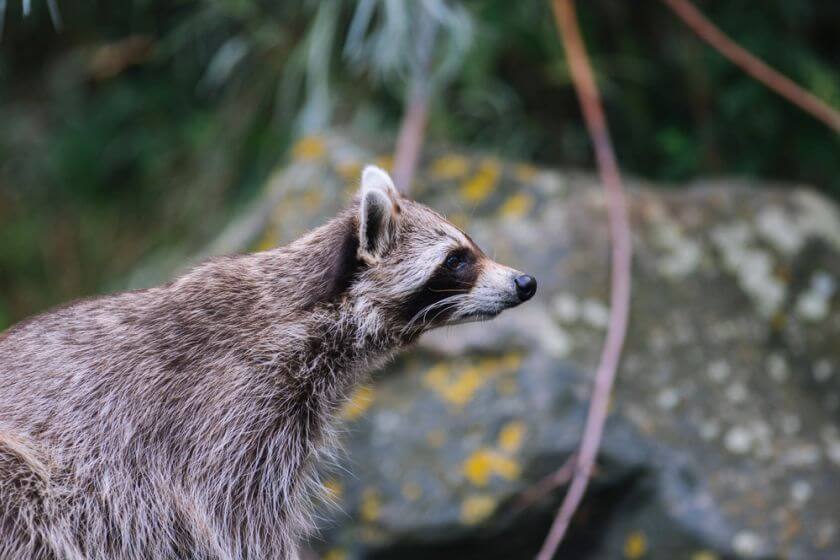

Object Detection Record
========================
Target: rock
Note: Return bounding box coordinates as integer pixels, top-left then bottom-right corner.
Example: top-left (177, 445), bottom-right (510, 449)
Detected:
top-left (208, 133), bottom-right (840, 559)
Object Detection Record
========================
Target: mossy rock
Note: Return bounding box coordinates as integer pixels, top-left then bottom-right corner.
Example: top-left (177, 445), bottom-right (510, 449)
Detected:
top-left (204, 133), bottom-right (840, 560)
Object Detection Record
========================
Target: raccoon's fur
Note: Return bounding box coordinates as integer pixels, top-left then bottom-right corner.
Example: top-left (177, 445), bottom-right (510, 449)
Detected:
top-left (0, 166), bottom-right (536, 560)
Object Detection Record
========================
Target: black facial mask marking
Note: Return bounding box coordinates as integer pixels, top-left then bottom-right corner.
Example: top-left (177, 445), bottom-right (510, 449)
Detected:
top-left (401, 247), bottom-right (480, 324)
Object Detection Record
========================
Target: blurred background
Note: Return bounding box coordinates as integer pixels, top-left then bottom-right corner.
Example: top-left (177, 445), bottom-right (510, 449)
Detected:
top-left (2, 1), bottom-right (840, 559)
top-left (2, 0), bottom-right (838, 328)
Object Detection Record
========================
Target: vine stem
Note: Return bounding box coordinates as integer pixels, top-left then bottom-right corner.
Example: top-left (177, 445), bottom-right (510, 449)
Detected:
top-left (392, 85), bottom-right (430, 194)
top-left (391, 14), bottom-right (439, 193)
top-left (536, 1), bottom-right (633, 558)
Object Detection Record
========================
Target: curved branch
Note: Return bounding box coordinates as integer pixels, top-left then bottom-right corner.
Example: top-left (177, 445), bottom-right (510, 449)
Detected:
top-left (537, 0), bottom-right (633, 558)
top-left (662, 0), bottom-right (840, 133)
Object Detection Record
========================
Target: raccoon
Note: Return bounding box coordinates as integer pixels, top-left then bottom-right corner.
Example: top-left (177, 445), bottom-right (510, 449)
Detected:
top-left (0, 166), bottom-right (536, 560)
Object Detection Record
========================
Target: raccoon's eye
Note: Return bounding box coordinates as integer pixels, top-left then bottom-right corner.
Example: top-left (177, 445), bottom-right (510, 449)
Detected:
top-left (444, 253), bottom-right (465, 271)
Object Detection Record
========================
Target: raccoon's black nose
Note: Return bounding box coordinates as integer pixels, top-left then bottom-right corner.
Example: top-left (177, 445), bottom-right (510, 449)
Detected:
top-left (514, 274), bottom-right (537, 302)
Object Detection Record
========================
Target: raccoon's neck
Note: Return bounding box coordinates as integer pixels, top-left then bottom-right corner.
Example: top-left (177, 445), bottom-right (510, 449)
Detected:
top-left (138, 240), bottom-right (395, 556)
top-left (252, 206), bottom-right (401, 382)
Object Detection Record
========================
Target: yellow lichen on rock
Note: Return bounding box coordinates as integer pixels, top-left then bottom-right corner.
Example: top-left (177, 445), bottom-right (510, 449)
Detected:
top-left (499, 192), bottom-right (535, 219)
top-left (498, 421), bottom-right (527, 454)
top-left (323, 548), bottom-right (347, 560)
top-left (460, 158), bottom-right (501, 203)
top-left (475, 353), bottom-right (522, 378)
top-left (460, 495), bottom-right (498, 525)
top-left (360, 488), bottom-right (381, 523)
top-left (424, 353), bottom-right (522, 408)
top-left (424, 363), bottom-right (483, 407)
top-left (341, 385), bottom-right (375, 421)
top-left (431, 155), bottom-right (471, 180)
top-left (623, 531), bottom-right (648, 559)
top-left (292, 135), bottom-right (326, 161)
top-left (690, 552), bottom-right (720, 560)
top-left (462, 448), bottom-right (521, 486)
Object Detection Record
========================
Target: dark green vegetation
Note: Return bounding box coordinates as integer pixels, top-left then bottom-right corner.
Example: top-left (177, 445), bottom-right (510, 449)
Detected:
top-left (1, 0), bottom-right (838, 329)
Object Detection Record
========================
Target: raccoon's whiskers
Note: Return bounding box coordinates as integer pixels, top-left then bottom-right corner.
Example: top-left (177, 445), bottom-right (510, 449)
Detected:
top-left (402, 294), bottom-right (468, 335)
top-left (424, 299), bottom-right (464, 326)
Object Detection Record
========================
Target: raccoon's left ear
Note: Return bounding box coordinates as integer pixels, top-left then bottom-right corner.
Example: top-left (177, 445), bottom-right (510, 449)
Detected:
top-left (358, 165), bottom-right (400, 264)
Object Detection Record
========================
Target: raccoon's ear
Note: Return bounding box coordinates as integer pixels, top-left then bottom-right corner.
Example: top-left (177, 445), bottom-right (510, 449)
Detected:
top-left (358, 166), bottom-right (400, 264)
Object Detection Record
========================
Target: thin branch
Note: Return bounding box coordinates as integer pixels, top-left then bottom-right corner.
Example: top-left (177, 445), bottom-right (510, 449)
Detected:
top-left (513, 454), bottom-right (577, 512)
top-left (537, 1), bottom-right (633, 558)
top-left (391, 12), bottom-right (438, 194)
top-left (392, 85), bottom-right (430, 194)
top-left (662, 0), bottom-right (840, 133)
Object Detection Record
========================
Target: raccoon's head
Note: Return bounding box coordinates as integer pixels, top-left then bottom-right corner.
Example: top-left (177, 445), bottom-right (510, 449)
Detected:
top-left (349, 165), bottom-right (536, 342)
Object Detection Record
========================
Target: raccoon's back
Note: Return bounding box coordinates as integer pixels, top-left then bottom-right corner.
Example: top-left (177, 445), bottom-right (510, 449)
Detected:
top-left (0, 290), bottom-right (159, 430)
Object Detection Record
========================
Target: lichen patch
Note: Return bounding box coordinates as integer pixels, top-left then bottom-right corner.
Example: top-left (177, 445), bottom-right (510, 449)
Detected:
top-left (623, 531), bottom-right (648, 559)
top-left (459, 158), bottom-right (501, 203)
top-left (292, 135), bottom-right (326, 161)
top-left (462, 448), bottom-right (521, 486)
top-left (341, 385), bottom-right (376, 421)
top-left (430, 155), bottom-right (470, 181)
top-left (460, 495), bottom-right (497, 525)
top-left (498, 421), bottom-right (527, 453)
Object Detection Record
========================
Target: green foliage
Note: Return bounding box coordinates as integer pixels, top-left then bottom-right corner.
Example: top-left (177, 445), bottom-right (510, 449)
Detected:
top-left (433, 1), bottom-right (840, 194)
top-left (0, 0), bottom-right (838, 329)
